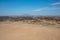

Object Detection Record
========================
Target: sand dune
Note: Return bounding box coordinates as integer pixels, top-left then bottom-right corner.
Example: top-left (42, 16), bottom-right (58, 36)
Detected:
top-left (0, 22), bottom-right (60, 40)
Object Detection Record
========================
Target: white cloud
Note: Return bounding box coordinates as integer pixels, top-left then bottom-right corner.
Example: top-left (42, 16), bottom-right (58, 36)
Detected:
top-left (33, 7), bottom-right (48, 11)
top-left (33, 7), bottom-right (60, 12)
top-left (32, 2), bottom-right (60, 12)
top-left (49, 7), bottom-right (60, 9)
top-left (51, 2), bottom-right (60, 5)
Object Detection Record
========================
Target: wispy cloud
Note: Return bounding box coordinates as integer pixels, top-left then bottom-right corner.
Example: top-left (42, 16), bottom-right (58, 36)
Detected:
top-left (51, 2), bottom-right (60, 5)
top-left (33, 7), bottom-right (48, 11)
top-left (33, 7), bottom-right (60, 12)
top-left (33, 2), bottom-right (60, 12)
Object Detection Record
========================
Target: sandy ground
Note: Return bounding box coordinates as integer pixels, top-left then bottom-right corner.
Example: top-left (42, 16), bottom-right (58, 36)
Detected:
top-left (0, 22), bottom-right (60, 40)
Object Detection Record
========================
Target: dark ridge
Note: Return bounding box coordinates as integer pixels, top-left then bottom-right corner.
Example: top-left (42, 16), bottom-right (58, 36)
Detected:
top-left (0, 16), bottom-right (60, 21)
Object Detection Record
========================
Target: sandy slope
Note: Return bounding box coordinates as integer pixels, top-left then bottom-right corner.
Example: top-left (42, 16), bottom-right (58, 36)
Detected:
top-left (0, 22), bottom-right (60, 40)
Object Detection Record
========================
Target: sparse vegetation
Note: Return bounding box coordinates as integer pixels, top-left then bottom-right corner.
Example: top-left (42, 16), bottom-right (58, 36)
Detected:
top-left (0, 16), bottom-right (60, 25)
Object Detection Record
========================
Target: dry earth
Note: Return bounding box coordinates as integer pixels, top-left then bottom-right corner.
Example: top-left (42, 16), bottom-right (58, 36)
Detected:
top-left (0, 22), bottom-right (60, 40)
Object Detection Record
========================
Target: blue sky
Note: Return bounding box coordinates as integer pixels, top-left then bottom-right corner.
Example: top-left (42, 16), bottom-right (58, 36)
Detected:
top-left (0, 0), bottom-right (60, 16)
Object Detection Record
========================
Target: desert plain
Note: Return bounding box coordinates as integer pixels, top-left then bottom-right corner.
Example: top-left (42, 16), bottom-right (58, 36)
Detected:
top-left (0, 16), bottom-right (60, 40)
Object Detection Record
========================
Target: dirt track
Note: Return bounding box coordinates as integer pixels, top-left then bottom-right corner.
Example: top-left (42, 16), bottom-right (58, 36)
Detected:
top-left (0, 22), bottom-right (60, 40)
